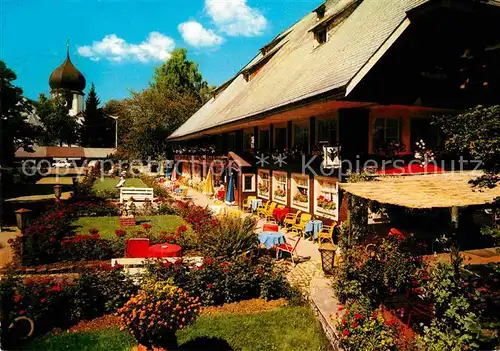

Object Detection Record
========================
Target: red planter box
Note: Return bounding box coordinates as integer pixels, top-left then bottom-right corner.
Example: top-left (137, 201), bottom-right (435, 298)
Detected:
top-left (120, 217), bottom-right (136, 227)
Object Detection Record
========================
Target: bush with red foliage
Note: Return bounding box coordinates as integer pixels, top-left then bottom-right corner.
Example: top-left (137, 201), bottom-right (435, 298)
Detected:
top-left (174, 201), bottom-right (216, 234)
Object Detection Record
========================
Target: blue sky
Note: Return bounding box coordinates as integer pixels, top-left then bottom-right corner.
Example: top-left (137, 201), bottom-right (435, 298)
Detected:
top-left (1, 0), bottom-right (319, 103)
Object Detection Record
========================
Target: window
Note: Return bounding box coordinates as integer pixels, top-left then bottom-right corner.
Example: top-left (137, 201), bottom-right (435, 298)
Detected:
top-left (227, 132), bottom-right (236, 151)
top-left (272, 171), bottom-right (287, 204)
top-left (243, 129), bottom-right (254, 150)
top-left (315, 28), bottom-right (327, 44)
top-left (274, 125), bottom-right (287, 150)
top-left (257, 169), bottom-right (270, 199)
top-left (291, 173), bottom-right (309, 211)
top-left (316, 117), bottom-right (338, 145)
top-left (372, 117), bottom-right (402, 152)
top-left (243, 174), bottom-right (255, 192)
top-left (314, 177), bottom-right (338, 219)
top-left (293, 122), bottom-right (309, 151)
top-left (259, 128), bottom-right (270, 151)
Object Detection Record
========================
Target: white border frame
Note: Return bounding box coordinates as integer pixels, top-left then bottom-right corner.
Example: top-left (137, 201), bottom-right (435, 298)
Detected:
top-left (291, 172), bottom-right (310, 212)
top-left (242, 173), bottom-right (256, 192)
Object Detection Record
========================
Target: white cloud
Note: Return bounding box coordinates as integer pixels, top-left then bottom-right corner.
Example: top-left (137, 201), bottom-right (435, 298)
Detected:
top-left (178, 21), bottom-right (224, 48)
top-left (77, 32), bottom-right (175, 63)
top-left (205, 0), bottom-right (267, 37)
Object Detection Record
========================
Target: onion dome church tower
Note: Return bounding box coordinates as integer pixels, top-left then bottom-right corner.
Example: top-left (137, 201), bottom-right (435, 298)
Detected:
top-left (48, 42), bottom-right (86, 117)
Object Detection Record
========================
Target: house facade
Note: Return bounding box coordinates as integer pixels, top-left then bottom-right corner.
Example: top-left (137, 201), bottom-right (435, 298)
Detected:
top-left (168, 0), bottom-right (500, 221)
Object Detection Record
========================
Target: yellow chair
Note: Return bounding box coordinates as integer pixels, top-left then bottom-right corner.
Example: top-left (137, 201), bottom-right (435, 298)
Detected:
top-left (256, 200), bottom-right (270, 217)
top-left (277, 204), bottom-right (285, 209)
top-left (290, 213), bottom-right (312, 236)
top-left (263, 202), bottom-right (278, 221)
top-left (242, 196), bottom-right (257, 212)
top-left (318, 222), bottom-right (337, 247)
top-left (283, 211), bottom-right (301, 232)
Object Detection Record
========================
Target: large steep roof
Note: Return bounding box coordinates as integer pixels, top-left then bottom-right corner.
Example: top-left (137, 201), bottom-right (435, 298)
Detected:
top-left (169, 0), bottom-right (432, 140)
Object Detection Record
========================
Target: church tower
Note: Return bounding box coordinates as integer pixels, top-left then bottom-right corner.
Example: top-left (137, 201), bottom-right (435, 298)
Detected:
top-left (48, 42), bottom-right (86, 118)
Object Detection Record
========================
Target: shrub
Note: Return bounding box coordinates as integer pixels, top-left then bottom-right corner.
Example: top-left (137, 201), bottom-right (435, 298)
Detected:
top-left (117, 280), bottom-right (201, 348)
top-left (198, 215), bottom-right (258, 258)
top-left (419, 260), bottom-right (482, 350)
top-left (60, 232), bottom-right (115, 261)
top-left (174, 201), bottom-right (216, 234)
top-left (336, 298), bottom-right (399, 351)
top-left (143, 256), bottom-right (292, 306)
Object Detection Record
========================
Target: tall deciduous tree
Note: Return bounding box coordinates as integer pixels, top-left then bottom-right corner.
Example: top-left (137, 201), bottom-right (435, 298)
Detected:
top-left (152, 48), bottom-right (215, 103)
top-left (82, 83), bottom-right (109, 147)
top-left (0, 60), bottom-right (39, 165)
top-left (37, 93), bottom-right (80, 147)
top-left (113, 48), bottom-right (212, 158)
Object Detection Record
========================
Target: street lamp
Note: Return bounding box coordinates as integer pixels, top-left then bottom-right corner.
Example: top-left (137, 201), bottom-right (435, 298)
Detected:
top-left (14, 208), bottom-right (32, 234)
top-left (318, 243), bottom-right (336, 276)
top-left (54, 184), bottom-right (62, 201)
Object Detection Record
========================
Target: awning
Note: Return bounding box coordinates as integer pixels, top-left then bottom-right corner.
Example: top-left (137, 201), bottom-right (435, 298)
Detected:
top-left (339, 171), bottom-right (500, 208)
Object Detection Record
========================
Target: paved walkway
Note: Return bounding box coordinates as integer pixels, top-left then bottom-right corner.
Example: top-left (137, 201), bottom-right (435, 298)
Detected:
top-left (184, 187), bottom-right (323, 293)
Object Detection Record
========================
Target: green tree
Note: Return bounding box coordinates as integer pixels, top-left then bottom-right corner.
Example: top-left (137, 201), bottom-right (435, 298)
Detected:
top-left (37, 93), bottom-right (80, 147)
top-left (82, 83), bottom-right (108, 147)
top-left (152, 48), bottom-right (214, 103)
top-left (434, 105), bottom-right (500, 188)
top-left (0, 60), bottom-right (39, 165)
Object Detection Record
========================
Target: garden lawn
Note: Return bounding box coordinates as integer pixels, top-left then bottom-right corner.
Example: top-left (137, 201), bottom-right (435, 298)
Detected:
top-left (92, 178), bottom-right (146, 192)
top-left (72, 215), bottom-right (185, 239)
top-left (24, 307), bottom-right (330, 351)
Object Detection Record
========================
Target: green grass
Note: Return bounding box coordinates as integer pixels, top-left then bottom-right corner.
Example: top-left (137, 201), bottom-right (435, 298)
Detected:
top-left (24, 307), bottom-right (330, 351)
top-left (22, 327), bottom-right (135, 351)
top-left (72, 215), bottom-right (185, 239)
top-left (92, 178), bottom-right (146, 192)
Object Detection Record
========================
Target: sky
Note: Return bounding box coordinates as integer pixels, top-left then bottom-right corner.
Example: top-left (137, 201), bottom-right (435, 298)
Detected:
top-left (1, 0), bottom-right (319, 103)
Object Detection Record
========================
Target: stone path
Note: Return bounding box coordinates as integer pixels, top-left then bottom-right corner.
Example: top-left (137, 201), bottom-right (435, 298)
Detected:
top-left (185, 187), bottom-right (324, 295)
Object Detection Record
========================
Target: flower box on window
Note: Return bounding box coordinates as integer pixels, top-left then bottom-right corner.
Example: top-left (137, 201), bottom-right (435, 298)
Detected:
top-left (314, 177), bottom-right (338, 220)
top-left (257, 170), bottom-right (270, 199)
top-left (272, 171), bottom-right (287, 204)
top-left (291, 174), bottom-right (309, 211)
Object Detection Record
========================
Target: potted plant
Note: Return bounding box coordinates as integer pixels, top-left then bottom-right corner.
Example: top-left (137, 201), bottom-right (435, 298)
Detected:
top-left (293, 190), bottom-right (308, 204)
top-left (274, 188), bottom-right (286, 199)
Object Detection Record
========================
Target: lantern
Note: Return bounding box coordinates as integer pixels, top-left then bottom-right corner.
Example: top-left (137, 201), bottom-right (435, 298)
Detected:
top-left (318, 244), bottom-right (336, 275)
top-left (15, 208), bottom-right (32, 234)
top-left (53, 184), bottom-right (62, 201)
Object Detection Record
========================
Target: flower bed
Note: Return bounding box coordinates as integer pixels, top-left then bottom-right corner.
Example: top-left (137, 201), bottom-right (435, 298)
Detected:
top-left (317, 195), bottom-right (336, 211)
top-left (143, 256), bottom-right (293, 306)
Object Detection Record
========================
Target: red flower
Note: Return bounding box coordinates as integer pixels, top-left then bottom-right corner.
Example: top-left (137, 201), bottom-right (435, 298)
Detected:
top-left (142, 223), bottom-right (152, 230)
top-left (49, 237), bottom-right (56, 243)
top-left (342, 330), bottom-right (350, 337)
top-left (19, 310), bottom-right (25, 315)
top-left (351, 322), bottom-right (359, 328)
top-left (163, 261), bottom-right (172, 268)
top-left (14, 294), bottom-right (23, 303)
top-left (372, 312), bottom-right (378, 319)
top-left (88, 228), bottom-right (99, 235)
top-left (91, 233), bottom-right (100, 239)
top-left (48, 285), bottom-right (63, 293)
top-left (40, 298), bottom-right (46, 303)
top-left (177, 225), bottom-right (187, 232)
top-left (338, 305), bottom-right (344, 311)
top-left (354, 313), bottom-right (362, 320)
top-left (205, 258), bottom-right (214, 265)
top-left (207, 283), bottom-right (215, 289)
top-left (115, 229), bottom-right (126, 237)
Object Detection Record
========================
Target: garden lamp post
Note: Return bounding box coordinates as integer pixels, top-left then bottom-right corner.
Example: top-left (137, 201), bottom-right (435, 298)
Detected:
top-left (15, 208), bottom-right (32, 234)
top-left (53, 184), bottom-right (62, 202)
top-left (318, 244), bottom-right (336, 276)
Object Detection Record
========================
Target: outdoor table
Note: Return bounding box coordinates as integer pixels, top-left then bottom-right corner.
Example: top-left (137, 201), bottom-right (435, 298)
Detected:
top-left (209, 204), bottom-right (226, 216)
top-left (258, 231), bottom-right (286, 249)
top-left (273, 207), bottom-right (289, 223)
top-left (148, 243), bottom-right (182, 258)
top-left (250, 198), bottom-right (263, 211)
top-left (305, 220), bottom-right (323, 239)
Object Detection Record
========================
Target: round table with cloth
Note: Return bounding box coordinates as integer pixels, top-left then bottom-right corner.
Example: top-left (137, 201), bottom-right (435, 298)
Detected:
top-left (258, 231), bottom-right (286, 249)
top-left (305, 220), bottom-right (323, 239)
top-left (273, 207), bottom-right (289, 223)
top-left (148, 243), bottom-right (182, 258)
top-left (250, 199), bottom-right (263, 212)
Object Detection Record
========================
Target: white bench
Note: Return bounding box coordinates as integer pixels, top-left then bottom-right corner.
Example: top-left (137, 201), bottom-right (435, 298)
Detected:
top-left (120, 187), bottom-right (154, 203)
top-left (111, 257), bottom-right (204, 280)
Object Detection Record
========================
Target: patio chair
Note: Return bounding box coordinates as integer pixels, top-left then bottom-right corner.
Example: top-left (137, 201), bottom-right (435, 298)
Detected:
top-left (276, 236), bottom-right (301, 266)
top-left (256, 200), bottom-right (270, 217)
top-left (290, 213), bottom-right (312, 237)
top-left (318, 222), bottom-right (337, 247)
top-left (283, 211), bottom-right (301, 232)
top-left (277, 204), bottom-right (285, 209)
top-left (262, 202), bottom-right (278, 221)
top-left (242, 196), bottom-right (256, 212)
top-left (125, 238), bottom-right (150, 258)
